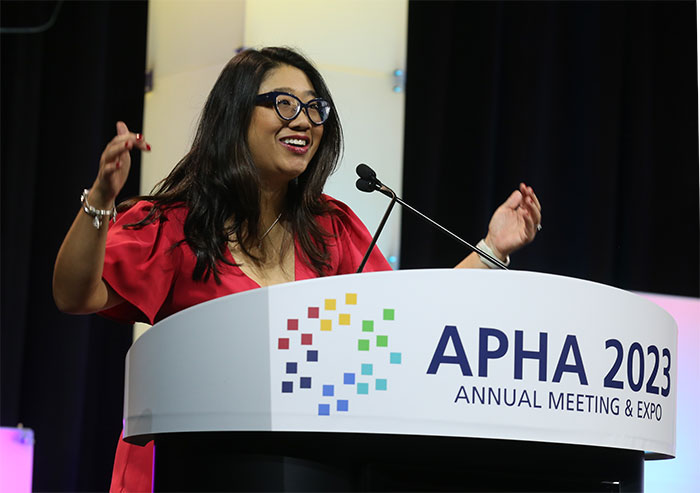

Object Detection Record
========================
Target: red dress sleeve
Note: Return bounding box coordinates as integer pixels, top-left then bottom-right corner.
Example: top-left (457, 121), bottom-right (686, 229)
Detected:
top-left (320, 195), bottom-right (393, 275)
top-left (99, 202), bottom-right (185, 325)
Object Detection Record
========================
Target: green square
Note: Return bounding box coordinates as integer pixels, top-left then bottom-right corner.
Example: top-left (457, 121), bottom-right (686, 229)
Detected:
top-left (357, 382), bottom-right (369, 394)
top-left (358, 339), bottom-right (370, 351)
top-left (376, 335), bottom-right (388, 347)
top-left (383, 309), bottom-right (395, 321)
top-left (362, 320), bottom-right (374, 332)
top-left (376, 379), bottom-right (387, 391)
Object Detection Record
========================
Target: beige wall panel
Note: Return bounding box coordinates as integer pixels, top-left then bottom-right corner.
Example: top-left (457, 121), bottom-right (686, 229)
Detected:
top-left (141, 0), bottom-right (246, 194)
top-left (146, 0), bottom-right (246, 78)
top-left (141, 63), bottom-right (226, 193)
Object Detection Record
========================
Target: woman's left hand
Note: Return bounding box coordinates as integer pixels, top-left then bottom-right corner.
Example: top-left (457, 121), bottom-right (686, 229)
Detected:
top-left (485, 183), bottom-right (542, 259)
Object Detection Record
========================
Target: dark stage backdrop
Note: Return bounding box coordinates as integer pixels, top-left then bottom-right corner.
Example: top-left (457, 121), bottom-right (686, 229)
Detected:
top-left (1, 1), bottom-right (147, 491)
top-left (402, 1), bottom-right (699, 298)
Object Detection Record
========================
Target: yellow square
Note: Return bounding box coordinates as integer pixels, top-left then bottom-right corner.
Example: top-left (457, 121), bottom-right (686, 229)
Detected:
top-left (325, 299), bottom-right (336, 310)
top-left (321, 319), bottom-right (332, 331)
top-left (339, 313), bottom-right (351, 325)
top-left (345, 293), bottom-right (357, 305)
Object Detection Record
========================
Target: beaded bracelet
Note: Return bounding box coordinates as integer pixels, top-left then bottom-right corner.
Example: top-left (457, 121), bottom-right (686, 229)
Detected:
top-left (80, 189), bottom-right (117, 229)
top-left (476, 238), bottom-right (510, 269)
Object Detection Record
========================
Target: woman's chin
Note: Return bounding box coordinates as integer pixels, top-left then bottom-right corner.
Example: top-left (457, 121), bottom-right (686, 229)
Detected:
top-left (281, 161), bottom-right (310, 180)
top-left (260, 167), bottom-right (307, 189)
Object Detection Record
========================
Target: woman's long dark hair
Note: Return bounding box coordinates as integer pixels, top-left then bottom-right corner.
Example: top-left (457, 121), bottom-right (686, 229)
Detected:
top-left (126, 47), bottom-right (343, 282)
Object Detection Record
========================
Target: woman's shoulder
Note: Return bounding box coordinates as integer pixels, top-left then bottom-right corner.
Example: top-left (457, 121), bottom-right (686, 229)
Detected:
top-left (114, 200), bottom-right (188, 233)
top-left (315, 194), bottom-right (392, 274)
top-left (118, 199), bottom-right (187, 219)
top-left (317, 193), bottom-right (369, 237)
top-left (319, 194), bottom-right (359, 220)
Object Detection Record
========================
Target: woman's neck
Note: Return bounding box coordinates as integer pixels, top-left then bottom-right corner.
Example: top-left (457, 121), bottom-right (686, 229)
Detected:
top-left (259, 181), bottom-right (287, 228)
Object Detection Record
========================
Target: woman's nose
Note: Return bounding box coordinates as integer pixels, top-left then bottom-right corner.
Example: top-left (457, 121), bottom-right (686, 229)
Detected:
top-left (290, 109), bottom-right (313, 129)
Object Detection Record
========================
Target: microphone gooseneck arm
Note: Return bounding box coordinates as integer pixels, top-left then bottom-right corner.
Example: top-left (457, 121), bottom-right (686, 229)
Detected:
top-left (393, 195), bottom-right (508, 270)
top-left (354, 164), bottom-right (509, 271)
top-left (356, 183), bottom-right (397, 273)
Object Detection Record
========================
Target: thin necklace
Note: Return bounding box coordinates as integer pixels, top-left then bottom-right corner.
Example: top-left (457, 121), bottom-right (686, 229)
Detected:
top-left (259, 212), bottom-right (282, 245)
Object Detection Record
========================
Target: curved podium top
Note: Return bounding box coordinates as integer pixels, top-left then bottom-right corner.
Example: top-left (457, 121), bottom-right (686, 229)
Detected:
top-left (123, 269), bottom-right (677, 458)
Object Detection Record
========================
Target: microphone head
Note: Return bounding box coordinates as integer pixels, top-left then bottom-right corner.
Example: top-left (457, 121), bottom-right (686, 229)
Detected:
top-left (356, 163), bottom-right (377, 180)
top-left (356, 178), bottom-right (376, 193)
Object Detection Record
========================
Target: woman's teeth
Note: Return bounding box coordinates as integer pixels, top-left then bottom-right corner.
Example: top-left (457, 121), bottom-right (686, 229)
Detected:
top-left (281, 138), bottom-right (307, 147)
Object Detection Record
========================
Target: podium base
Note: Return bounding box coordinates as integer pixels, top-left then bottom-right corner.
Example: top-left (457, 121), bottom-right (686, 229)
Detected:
top-left (153, 432), bottom-right (643, 492)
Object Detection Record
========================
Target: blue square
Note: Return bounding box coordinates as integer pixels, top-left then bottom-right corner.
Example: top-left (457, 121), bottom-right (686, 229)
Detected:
top-left (361, 363), bottom-right (373, 375)
top-left (357, 382), bottom-right (369, 394)
top-left (282, 381), bottom-right (293, 393)
top-left (390, 352), bottom-right (402, 364)
top-left (376, 378), bottom-right (387, 391)
top-left (343, 372), bottom-right (355, 385)
top-left (318, 403), bottom-right (330, 416)
top-left (323, 384), bottom-right (334, 396)
top-left (286, 362), bottom-right (297, 374)
top-left (300, 377), bottom-right (312, 389)
top-left (337, 399), bottom-right (349, 412)
top-left (307, 350), bottom-right (318, 362)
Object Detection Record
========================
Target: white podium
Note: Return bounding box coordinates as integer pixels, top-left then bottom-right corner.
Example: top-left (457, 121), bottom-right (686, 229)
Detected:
top-left (124, 270), bottom-right (677, 491)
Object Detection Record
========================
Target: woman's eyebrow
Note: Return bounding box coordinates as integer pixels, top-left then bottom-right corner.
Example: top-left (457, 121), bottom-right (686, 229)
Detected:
top-left (273, 87), bottom-right (318, 98)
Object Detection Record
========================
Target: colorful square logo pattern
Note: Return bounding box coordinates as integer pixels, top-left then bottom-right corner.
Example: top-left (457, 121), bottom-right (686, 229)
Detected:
top-left (276, 293), bottom-right (402, 416)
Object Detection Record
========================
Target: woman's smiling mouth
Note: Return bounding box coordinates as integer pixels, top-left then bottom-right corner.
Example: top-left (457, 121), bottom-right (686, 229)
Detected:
top-left (279, 135), bottom-right (310, 154)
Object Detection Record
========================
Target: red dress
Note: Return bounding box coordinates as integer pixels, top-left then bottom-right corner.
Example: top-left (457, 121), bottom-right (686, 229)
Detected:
top-left (101, 195), bottom-right (391, 492)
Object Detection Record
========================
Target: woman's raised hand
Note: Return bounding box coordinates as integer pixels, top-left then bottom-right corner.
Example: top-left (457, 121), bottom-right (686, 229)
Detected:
top-left (484, 183), bottom-right (542, 259)
top-left (53, 121), bottom-right (150, 314)
top-left (91, 121), bottom-right (151, 206)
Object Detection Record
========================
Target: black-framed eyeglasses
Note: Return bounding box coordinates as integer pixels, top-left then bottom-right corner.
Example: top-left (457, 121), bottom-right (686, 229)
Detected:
top-left (255, 91), bottom-right (331, 125)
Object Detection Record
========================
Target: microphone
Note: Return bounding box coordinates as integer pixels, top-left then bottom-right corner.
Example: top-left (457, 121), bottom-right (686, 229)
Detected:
top-left (356, 163), bottom-right (394, 198)
top-left (356, 163), bottom-right (377, 181)
top-left (355, 177), bottom-right (377, 193)
top-left (354, 163), bottom-right (509, 271)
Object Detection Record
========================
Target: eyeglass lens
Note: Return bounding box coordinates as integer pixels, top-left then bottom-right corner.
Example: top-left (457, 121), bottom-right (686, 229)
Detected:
top-left (275, 94), bottom-right (329, 124)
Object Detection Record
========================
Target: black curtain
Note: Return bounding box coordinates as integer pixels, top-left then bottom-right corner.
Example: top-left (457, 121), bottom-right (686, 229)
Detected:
top-left (402, 0), bottom-right (699, 298)
top-left (1, 1), bottom-right (147, 490)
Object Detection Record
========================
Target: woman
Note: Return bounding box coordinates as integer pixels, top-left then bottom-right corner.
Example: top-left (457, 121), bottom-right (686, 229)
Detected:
top-left (53, 47), bottom-right (541, 491)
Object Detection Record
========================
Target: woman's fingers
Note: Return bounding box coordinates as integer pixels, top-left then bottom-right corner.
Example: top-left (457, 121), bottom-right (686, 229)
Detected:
top-left (528, 187), bottom-right (542, 213)
top-left (121, 132), bottom-right (152, 153)
top-left (503, 189), bottom-right (524, 210)
top-left (519, 183), bottom-right (542, 229)
top-left (520, 183), bottom-right (541, 213)
top-left (102, 138), bottom-right (130, 163)
top-left (116, 120), bottom-right (129, 135)
top-left (526, 195), bottom-right (541, 226)
top-left (94, 122), bottom-right (152, 201)
top-left (519, 204), bottom-right (536, 234)
top-left (102, 131), bottom-right (151, 164)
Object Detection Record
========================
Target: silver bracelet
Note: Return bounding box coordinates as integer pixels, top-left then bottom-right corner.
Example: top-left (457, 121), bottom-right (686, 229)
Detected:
top-left (80, 189), bottom-right (117, 229)
top-left (476, 238), bottom-right (510, 269)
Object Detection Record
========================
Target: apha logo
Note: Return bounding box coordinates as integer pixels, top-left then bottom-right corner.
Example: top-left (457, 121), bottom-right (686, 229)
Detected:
top-left (276, 292), bottom-right (403, 416)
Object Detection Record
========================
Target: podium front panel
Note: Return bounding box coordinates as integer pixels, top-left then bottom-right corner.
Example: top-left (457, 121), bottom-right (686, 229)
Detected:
top-left (124, 270), bottom-right (677, 458)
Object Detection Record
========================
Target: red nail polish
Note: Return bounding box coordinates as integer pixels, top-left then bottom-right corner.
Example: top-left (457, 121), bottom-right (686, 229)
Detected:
top-left (116, 160), bottom-right (121, 169)
top-left (124, 141), bottom-right (130, 148)
top-left (146, 144), bottom-right (151, 151)
top-left (136, 133), bottom-right (142, 140)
